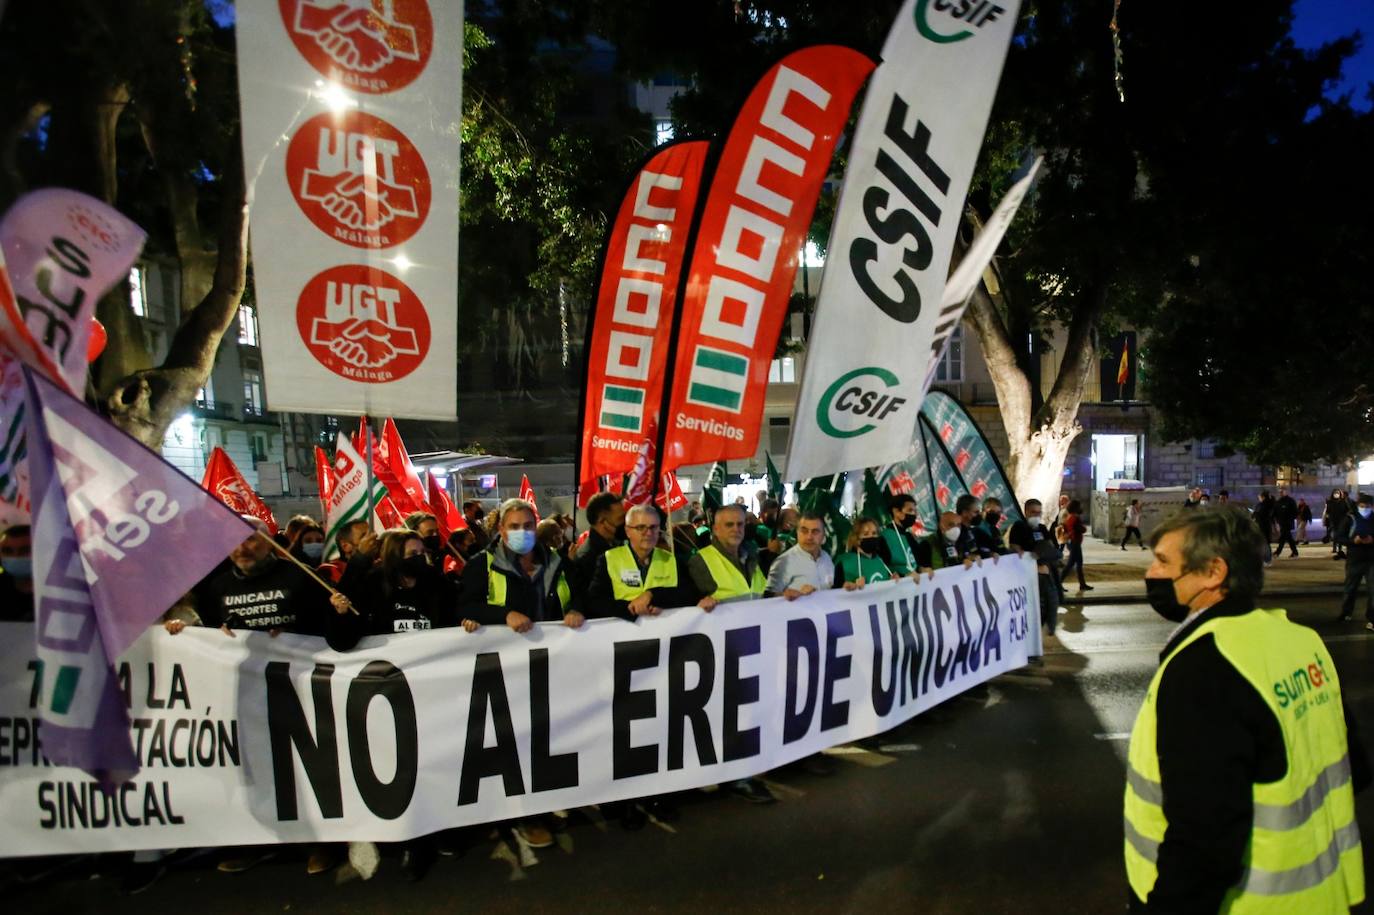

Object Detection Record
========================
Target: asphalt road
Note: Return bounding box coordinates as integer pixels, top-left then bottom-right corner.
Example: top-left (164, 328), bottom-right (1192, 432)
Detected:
top-left (10, 595), bottom-right (1374, 914)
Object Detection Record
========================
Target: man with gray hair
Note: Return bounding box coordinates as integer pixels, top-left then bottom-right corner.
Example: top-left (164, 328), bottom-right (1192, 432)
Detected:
top-left (586, 504), bottom-right (694, 620)
top-left (764, 512), bottom-right (835, 600)
top-left (1124, 506), bottom-right (1368, 913)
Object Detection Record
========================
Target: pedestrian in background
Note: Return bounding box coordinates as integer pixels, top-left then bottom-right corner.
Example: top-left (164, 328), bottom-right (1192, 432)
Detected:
top-left (1337, 493), bottom-right (1374, 627)
top-left (1297, 498), bottom-right (1312, 544)
top-left (1325, 489), bottom-right (1350, 559)
top-left (1253, 490), bottom-right (1277, 563)
top-left (1060, 500), bottom-right (1092, 591)
top-left (1121, 499), bottom-right (1145, 550)
top-left (1274, 487), bottom-right (1299, 558)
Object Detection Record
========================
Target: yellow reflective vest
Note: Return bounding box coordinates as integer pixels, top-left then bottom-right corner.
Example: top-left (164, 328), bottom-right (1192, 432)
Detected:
top-left (697, 544), bottom-right (765, 601)
top-left (486, 561), bottom-right (572, 614)
top-left (1124, 608), bottom-right (1364, 912)
top-left (604, 545), bottom-right (678, 602)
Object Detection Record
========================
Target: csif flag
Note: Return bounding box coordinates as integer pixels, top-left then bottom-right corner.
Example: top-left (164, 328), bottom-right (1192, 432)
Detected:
top-left (787, 0), bottom-right (1022, 480)
top-left (201, 446), bottom-right (279, 534)
top-left (578, 140), bottom-right (711, 484)
top-left (22, 366), bottom-right (251, 779)
top-left (659, 46), bottom-right (875, 470)
top-left (0, 190), bottom-right (145, 524)
top-left (323, 431), bottom-right (386, 558)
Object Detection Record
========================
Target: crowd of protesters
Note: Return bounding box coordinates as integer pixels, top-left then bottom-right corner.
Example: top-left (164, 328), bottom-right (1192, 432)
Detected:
top-left (4, 478), bottom-right (1374, 891)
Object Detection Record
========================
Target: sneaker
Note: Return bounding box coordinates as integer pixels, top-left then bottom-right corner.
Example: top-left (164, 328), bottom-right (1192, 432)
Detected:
top-left (217, 850), bottom-right (278, 874)
top-left (728, 778), bottom-right (776, 804)
top-left (399, 844), bottom-right (435, 883)
top-left (121, 860), bottom-right (168, 896)
top-left (1366, 622), bottom-right (1373, 632)
top-left (515, 820), bottom-right (555, 848)
top-left (1078, 584), bottom-right (1094, 592)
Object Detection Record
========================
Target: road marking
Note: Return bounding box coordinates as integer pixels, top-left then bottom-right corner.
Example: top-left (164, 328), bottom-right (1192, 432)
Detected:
top-left (1094, 732), bottom-right (1130, 741)
top-left (822, 745), bottom-right (897, 767)
top-left (878, 743), bottom-right (922, 753)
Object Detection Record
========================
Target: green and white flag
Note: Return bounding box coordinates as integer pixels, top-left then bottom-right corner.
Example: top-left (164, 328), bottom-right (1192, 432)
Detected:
top-left (323, 432), bottom-right (385, 560)
top-left (703, 461), bottom-right (726, 514)
top-left (765, 452), bottom-right (784, 503)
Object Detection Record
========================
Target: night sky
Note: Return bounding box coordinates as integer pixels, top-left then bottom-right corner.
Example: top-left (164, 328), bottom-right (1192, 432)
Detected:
top-left (1291, 0), bottom-right (1374, 108)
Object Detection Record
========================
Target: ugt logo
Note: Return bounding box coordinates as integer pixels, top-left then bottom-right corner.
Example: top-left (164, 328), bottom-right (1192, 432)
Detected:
top-left (282, 0), bottom-right (433, 93)
top-left (815, 366), bottom-right (907, 439)
top-left (296, 264), bottom-right (431, 384)
top-left (914, 0), bottom-right (1007, 43)
top-left (285, 110), bottom-right (430, 249)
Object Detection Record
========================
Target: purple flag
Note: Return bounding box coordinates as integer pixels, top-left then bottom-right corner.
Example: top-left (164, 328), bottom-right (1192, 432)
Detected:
top-left (23, 367), bottom-right (252, 780)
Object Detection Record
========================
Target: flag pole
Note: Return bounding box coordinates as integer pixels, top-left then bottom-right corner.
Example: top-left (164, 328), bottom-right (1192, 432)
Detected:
top-left (363, 414), bottom-right (378, 533)
top-left (255, 532), bottom-right (358, 614)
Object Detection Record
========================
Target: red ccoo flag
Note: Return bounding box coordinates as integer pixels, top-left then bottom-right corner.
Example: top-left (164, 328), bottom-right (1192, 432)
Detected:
top-left (379, 418), bottom-right (429, 515)
top-left (658, 471), bottom-right (688, 513)
top-left (520, 474), bottom-right (540, 520)
top-left (427, 471), bottom-right (465, 540)
top-left (202, 446), bottom-right (278, 533)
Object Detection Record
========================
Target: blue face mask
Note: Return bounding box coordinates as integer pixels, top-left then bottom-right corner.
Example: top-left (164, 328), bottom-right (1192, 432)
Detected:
top-left (302, 542), bottom-right (325, 561)
top-left (1360, 507), bottom-right (1373, 520)
top-left (2, 557), bottom-right (33, 580)
top-left (505, 529), bottom-right (537, 555)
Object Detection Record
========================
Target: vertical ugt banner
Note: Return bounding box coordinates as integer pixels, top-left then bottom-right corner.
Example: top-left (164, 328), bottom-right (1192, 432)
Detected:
top-left (659, 47), bottom-right (874, 470)
top-left (787, 0), bottom-right (1021, 480)
top-left (236, 0), bottom-right (461, 420)
top-left (578, 141), bottom-right (710, 485)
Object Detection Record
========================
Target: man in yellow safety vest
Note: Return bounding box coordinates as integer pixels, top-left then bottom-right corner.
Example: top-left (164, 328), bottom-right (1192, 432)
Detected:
top-left (1126, 506), bottom-right (1368, 912)
top-left (586, 504), bottom-right (694, 620)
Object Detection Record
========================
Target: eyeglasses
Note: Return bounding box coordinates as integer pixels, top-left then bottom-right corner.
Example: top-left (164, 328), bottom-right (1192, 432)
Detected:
top-left (627, 524), bottom-right (660, 533)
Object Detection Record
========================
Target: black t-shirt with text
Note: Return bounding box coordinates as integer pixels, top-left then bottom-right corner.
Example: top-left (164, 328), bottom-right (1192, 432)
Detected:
top-left (204, 558), bottom-right (328, 634)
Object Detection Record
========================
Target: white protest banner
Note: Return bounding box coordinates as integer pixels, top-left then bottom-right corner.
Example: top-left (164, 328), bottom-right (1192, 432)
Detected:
top-left (0, 557), bottom-right (1040, 855)
top-left (787, 0), bottom-right (1021, 479)
top-left (236, 0), bottom-right (461, 419)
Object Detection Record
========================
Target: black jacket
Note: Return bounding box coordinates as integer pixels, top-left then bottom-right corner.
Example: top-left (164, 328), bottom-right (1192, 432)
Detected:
top-left (1130, 595), bottom-right (1370, 914)
top-left (459, 542), bottom-right (575, 625)
top-left (585, 548), bottom-right (697, 621)
top-left (331, 563), bottom-right (460, 650)
top-left (570, 528), bottom-right (619, 604)
top-left (202, 558), bottom-right (331, 635)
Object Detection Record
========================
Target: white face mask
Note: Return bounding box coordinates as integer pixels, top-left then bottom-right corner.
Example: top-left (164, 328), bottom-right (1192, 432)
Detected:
top-left (943, 527), bottom-right (961, 543)
top-left (1026, 513), bottom-right (1041, 523)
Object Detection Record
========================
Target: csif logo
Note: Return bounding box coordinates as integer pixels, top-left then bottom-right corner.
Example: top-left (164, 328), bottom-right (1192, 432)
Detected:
top-left (914, 0), bottom-right (1007, 43)
top-left (816, 367), bottom-right (907, 439)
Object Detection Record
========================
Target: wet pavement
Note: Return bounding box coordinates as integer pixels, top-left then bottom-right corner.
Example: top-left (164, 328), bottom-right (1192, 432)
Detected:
top-left (10, 595), bottom-right (1374, 914)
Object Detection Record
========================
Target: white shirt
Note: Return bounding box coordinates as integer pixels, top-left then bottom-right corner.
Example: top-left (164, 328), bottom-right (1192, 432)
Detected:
top-left (766, 544), bottom-right (835, 595)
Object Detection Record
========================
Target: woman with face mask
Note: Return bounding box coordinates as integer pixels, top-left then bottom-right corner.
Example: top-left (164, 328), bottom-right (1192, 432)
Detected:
top-left (834, 518), bottom-right (894, 590)
top-left (287, 521), bottom-right (327, 566)
top-left (333, 530), bottom-right (469, 649)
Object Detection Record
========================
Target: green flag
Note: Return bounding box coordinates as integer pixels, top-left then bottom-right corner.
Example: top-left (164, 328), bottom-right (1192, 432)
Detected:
top-left (765, 452), bottom-right (784, 502)
top-left (703, 461), bottom-right (726, 514)
top-left (798, 474), bottom-right (851, 557)
top-left (860, 468), bottom-right (889, 522)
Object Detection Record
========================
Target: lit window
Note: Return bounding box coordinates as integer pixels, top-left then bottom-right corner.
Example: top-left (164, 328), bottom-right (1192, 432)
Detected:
top-left (129, 266), bottom-right (146, 317)
top-left (237, 304), bottom-right (258, 346)
top-left (196, 378), bottom-right (215, 407)
top-left (935, 325), bottom-right (963, 383)
top-left (768, 357), bottom-right (796, 384)
top-left (655, 119), bottom-right (675, 145)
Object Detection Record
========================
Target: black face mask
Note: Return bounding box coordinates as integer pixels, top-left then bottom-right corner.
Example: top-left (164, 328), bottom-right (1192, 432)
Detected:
top-left (860, 536), bottom-right (882, 554)
top-left (899, 513), bottom-right (917, 529)
top-left (985, 511), bottom-right (1001, 527)
top-left (401, 555), bottom-right (430, 579)
top-left (422, 534), bottom-right (441, 554)
top-left (614, 524), bottom-right (627, 542)
top-left (1145, 576), bottom-right (1190, 623)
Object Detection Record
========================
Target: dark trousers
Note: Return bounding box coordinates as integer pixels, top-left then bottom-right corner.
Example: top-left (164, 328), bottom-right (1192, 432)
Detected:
top-left (1342, 557), bottom-right (1374, 619)
top-left (1275, 526), bottom-right (1298, 556)
top-left (1062, 541), bottom-right (1087, 587)
top-left (1037, 571), bottom-right (1058, 635)
top-left (1120, 526), bottom-right (1142, 547)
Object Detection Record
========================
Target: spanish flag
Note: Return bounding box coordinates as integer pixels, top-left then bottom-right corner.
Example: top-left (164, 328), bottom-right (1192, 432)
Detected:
top-left (1117, 340), bottom-right (1130, 387)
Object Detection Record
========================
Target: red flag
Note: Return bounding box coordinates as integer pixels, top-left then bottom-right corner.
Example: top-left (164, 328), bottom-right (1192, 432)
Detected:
top-left (427, 471), bottom-right (465, 540)
top-left (660, 46), bottom-right (875, 469)
top-left (624, 440), bottom-right (655, 506)
top-left (314, 445), bottom-right (335, 520)
top-left (377, 495), bottom-right (406, 529)
top-left (658, 471), bottom-right (688, 513)
top-left (377, 418), bottom-right (429, 514)
top-left (579, 140), bottom-right (711, 482)
top-left (520, 474), bottom-right (540, 521)
top-left (351, 416), bottom-right (366, 456)
top-left (357, 417), bottom-right (417, 514)
top-left (608, 474), bottom-right (624, 496)
top-left (202, 446), bottom-right (278, 534)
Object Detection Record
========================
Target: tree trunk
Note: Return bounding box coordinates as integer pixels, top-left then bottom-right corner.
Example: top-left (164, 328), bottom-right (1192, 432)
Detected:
top-left (964, 268), bottom-right (1105, 514)
top-left (104, 149), bottom-right (248, 447)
